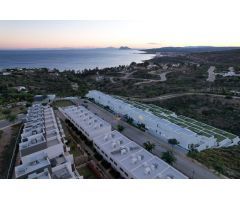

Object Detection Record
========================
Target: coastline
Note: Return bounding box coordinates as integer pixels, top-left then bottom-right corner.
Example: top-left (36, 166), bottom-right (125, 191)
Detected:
top-left (0, 49), bottom-right (155, 71)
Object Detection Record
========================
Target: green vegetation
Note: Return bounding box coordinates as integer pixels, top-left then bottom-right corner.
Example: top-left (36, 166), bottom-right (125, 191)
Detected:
top-left (77, 166), bottom-right (98, 179)
top-left (161, 151), bottom-right (176, 165)
top-left (0, 68), bottom-right (88, 105)
top-left (188, 145), bottom-right (240, 178)
top-left (143, 141), bottom-right (155, 153)
top-left (6, 114), bottom-right (17, 122)
top-left (0, 106), bottom-right (25, 121)
top-left (168, 139), bottom-right (179, 146)
top-left (150, 95), bottom-right (240, 137)
top-left (0, 124), bottom-right (21, 178)
top-left (0, 130), bottom-right (3, 140)
top-left (125, 116), bottom-right (133, 124)
top-left (117, 124), bottom-right (124, 132)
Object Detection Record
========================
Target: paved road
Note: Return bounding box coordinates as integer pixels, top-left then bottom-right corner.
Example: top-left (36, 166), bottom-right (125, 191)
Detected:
top-left (206, 66), bottom-right (216, 82)
top-left (75, 98), bottom-right (221, 179)
top-left (129, 92), bottom-right (240, 102)
top-left (0, 114), bottom-right (25, 130)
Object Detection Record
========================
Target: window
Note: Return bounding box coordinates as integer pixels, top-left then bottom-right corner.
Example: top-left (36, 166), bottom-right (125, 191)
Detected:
top-left (110, 158), bottom-right (113, 162)
top-left (124, 172), bottom-right (128, 177)
top-left (120, 168), bottom-right (124, 172)
top-left (114, 162), bottom-right (117, 166)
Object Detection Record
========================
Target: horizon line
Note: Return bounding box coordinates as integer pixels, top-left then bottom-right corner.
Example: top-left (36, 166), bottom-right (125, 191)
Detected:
top-left (1, 45), bottom-right (240, 51)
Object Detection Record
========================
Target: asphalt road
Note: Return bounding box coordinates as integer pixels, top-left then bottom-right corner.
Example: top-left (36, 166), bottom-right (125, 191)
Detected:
top-left (0, 114), bottom-right (25, 130)
top-left (74, 98), bottom-right (221, 179)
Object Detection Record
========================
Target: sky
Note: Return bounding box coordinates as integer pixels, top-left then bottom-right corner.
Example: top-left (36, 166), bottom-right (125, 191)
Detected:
top-left (0, 19), bottom-right (240, 49)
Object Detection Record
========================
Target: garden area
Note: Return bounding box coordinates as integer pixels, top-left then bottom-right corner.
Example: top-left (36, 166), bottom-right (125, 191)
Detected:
top-left (77, 165), bottom-right (98, 179)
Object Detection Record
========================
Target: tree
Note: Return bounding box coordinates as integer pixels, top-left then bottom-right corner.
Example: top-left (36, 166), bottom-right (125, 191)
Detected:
top-left (6, 114), bottom-right (17, 122)
top-left (143, 141), bottom-right (155, 153)
top-left (117, 124), bottom-right (124, 132)
top-left (168, 138), bottom-right (179, 145)
top-left (168, 138), bottom-right (179, 150)
top-left (125, 116), bottom-right (133, 124)
top-left (0, 130), bottom-right (3, 140)
top-left (2, 109), bottom-right (11, 115)
top-left (161, 151), bottom-right (176, 165)
top-left (137, 123), bottom-right (145, 130)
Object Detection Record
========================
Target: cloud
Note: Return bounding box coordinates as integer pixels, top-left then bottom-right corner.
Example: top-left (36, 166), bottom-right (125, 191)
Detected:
top-left (147, 42), bottom-right (162, 45)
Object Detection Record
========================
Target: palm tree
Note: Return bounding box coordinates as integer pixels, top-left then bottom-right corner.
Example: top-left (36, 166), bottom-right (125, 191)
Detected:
top-left (161, 151), bottom-right (176, 165)
top-left (143, 141), bottom-right (155, 153)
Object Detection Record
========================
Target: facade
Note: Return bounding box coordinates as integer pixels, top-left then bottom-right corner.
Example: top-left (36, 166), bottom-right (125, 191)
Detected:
top-left (15, 104), bottom-right (82, 179)
top-left (86, 90), bottom-right (240, 151)
top-left (60, 105), bottom-right (187, 179)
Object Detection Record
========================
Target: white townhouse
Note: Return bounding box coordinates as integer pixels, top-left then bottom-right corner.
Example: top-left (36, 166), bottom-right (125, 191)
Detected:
top-left (15, 104), bottom-right (82, 179)
top-left (86, 90), bottom-right (239, 151)
top-left (60, 105), bottom-right (187, 179)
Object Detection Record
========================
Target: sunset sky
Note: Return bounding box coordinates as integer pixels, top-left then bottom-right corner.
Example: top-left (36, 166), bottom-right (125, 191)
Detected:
top-left (0, 19), bottom-right (240, 49)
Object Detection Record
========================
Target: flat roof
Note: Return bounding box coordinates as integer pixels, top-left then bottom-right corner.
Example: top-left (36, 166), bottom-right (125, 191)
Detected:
top-left (94, 130), bottom-right (187, 179)
top-left (111, 94), bottom-right (238, 142)
top-left (62, 106), bottom-right (111, 136)
top-left (15, 152), bottom-right (50, 178)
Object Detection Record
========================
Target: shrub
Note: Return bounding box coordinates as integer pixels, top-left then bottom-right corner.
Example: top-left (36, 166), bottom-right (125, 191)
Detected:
top-left (168, 138), bottom-right (179, 145)
top-left (143, 141), bottom-right (155, 153)
top-left (2, 109), bottom-right (11, 115)
top-left (117, 125), bottom-right (124, 132)
top-left (161, 151), bottom-right (176, 165)
top-left (94, 153), bottom-right (103, 161)
top-left (0, 130), bottom-right (3, 140)
top-left (6, 114), bottom-right (17, 122)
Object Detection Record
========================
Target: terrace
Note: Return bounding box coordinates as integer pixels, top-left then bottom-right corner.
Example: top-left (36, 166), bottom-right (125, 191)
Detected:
top-left (15, 153), bottom-right (50, 178)
top-left (19, 134), bottom-right (46, 150)
top-left (28, 168), bottom-right (52, 179)
top-left (52, 166), bottom-right (74, 179)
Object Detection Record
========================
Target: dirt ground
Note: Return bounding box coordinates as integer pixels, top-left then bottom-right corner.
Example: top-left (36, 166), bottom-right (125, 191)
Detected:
top-left (0, 127), bottom-right (13, 155)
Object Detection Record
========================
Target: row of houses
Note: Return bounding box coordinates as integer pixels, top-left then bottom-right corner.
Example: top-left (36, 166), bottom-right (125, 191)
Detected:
top-left (59, 105), bottom-right (187, 179)
top-left (14, 104), bottom-right (82, 179)
top-left (86, 90), bottom-right (240, 151)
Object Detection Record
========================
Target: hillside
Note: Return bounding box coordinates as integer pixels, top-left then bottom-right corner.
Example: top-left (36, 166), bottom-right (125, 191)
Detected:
top-left (145, 46), bottom-right (240, 54)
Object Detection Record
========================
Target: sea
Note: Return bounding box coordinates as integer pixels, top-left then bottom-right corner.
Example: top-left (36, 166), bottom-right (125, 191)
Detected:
top-left (0, 49), bottom-right (154, 71)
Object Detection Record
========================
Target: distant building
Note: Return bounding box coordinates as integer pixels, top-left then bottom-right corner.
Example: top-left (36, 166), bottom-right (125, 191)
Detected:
top-left (34, 95), bottom-right (46, 102)
top-left (2, 72), bottom-right (11, 76)
top-left (15, 86), bottom-right (27, 92)
top-left (147, 63), bottom-right (157, 69)
top-left (86, 90), bottom-right (240, 151)
top-left (71, 83), bottom-right (79, 91)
